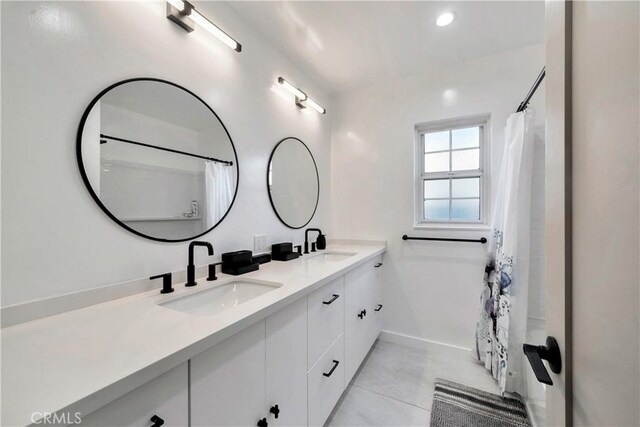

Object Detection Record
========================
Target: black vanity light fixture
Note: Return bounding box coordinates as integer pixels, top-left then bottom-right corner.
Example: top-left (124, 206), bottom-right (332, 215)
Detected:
top-left (166, 0), bottom-right (242, 52)
top-left (277, 77), bottom-right (326, 114)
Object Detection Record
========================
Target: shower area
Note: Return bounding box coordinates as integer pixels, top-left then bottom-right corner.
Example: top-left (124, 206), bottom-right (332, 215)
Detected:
top-left (475, 68), bottom-right (547, 426)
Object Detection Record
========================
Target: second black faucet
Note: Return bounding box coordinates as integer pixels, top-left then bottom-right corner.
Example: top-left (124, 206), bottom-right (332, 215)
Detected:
top-left (304, 228), bottom-right (326, 254)
top-left (186, 241), bottom-right (214, 287)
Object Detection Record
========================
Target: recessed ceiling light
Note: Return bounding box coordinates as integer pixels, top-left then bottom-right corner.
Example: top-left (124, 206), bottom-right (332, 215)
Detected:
top-left (436, 12), bottom-right (456, 27)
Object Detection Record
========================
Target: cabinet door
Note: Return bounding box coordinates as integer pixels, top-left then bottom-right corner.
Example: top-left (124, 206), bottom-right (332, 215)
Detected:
top-left (308, 335), bottom-right (345, 426)
top-left (372, 256), bottom-right (384, 338)
top-left (80, 363), bottom-right (188, 427)
top-left (344, 267), bottom-right (366, 384)
top-left (266, 297), bottom-right (308, 427)
top-left (191, 321), bottom-right (266, 427)
top-left (361, 256), bottom-right (383, 348)
top-left (307, 276), bottom-right (344, 369)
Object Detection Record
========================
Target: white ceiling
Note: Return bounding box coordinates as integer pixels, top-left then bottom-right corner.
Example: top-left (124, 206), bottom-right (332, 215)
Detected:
top-left (228, 1), bottom-right (545, 94)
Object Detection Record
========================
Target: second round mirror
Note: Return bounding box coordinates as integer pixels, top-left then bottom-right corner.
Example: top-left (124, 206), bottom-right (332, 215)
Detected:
top-left (267, 137), bottom-right (319, 229)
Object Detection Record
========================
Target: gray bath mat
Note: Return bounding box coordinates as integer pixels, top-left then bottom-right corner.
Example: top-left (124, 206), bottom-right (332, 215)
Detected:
top-left (430, 378), bottom-right (530, 427)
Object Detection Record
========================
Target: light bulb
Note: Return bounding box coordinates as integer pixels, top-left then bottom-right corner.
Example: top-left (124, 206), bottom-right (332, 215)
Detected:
top-left (303, 97), bottom-right (326, 114)
top-left (436, 12), bottom-right (456, 27)
top-left (277, 77), bottom-right (307, 101)
top-left (191, 10), bottom-right (242, 52)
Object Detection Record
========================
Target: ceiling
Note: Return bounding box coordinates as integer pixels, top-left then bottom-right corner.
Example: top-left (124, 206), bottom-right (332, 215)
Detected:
top-left (228, 1), bottom-right (545, 94)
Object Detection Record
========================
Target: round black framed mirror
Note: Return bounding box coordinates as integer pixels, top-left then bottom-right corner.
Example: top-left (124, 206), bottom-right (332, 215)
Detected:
top-left (267, 137), bottom-right (319, 229)
top-left (77, 78), bottom-right (239, 242)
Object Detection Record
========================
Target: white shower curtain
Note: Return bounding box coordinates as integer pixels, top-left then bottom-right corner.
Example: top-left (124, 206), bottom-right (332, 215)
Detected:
top-left (475, 110), bottom-right (534, 396)
top-left (205, 161), bottom-right (234, 228)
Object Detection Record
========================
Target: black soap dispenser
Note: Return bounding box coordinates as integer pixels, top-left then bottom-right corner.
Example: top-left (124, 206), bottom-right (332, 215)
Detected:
top-left (316, 233), bottom-right (327, 250)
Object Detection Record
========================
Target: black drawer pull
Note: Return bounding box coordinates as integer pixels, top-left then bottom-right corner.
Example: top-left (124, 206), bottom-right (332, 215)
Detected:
top-left (375, 304), bottom-right (383, 311)
top-left (150, 415), bottom-right (164, 427)
top-left (257, 417), bottom-right (268, 427)
top-left (323, 360), bottom-right (340, 377)
top-left (374, 262), bottom-right (383, 268)
top-left (357, 311), bottom-right (364, 319)
top-left (323, 294), bottom-right (340, 305)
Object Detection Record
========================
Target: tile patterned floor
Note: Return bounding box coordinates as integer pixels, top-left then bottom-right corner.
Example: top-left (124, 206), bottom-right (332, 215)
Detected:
top-left (326, 339), bottom-right (500, 426)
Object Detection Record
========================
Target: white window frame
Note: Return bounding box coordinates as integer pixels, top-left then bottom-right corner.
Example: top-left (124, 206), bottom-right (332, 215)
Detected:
top-left (414, 114), bottom-right (491, 230)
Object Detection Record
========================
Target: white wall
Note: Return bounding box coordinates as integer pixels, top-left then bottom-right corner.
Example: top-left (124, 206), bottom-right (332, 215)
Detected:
top-left (330, 44), bottom-right (545, 349)
top-left (572, 2), bottom-right (639, 425)
top-left (1, 1), bottom-right (332, 306)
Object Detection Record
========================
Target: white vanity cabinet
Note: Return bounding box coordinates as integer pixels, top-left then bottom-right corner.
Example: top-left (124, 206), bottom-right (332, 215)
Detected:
top-left (265, 298), bottom-right (308, 426)
top-left (190, 320), bottom-right (267, 427)
top-left (191, 297), bottom-right (309, 427)
top-left (307, 277), bottom-right (344, 369)
top-left (80, 363), bottom-right (188, 427)
top-left (78, 251), bottom-right (384, 427)
top-left (307, 335), bottom-right (345, 426)
top-left (344, 255), bottom-right (384, 384)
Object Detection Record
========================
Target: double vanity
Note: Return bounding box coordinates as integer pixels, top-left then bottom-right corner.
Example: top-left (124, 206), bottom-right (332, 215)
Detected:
top-left (2, 241), bottom-right (385, 426)
top-left (1, 75), bottom-right (381, 426)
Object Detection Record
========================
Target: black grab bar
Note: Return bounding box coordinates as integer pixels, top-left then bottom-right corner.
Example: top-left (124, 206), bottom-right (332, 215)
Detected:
top-left (402, 235), bottom-right (487, 244)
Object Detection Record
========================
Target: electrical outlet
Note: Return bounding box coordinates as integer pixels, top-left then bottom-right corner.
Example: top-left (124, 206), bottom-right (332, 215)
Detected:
top-left (254, 234), bottom-right (268, 254)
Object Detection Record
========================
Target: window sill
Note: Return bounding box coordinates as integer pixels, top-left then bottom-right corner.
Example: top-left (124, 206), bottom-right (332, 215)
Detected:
top-left (413, 223), bottom-right (491, 232)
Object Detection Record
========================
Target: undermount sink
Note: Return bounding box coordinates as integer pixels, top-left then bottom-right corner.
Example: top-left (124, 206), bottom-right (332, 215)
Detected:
top-left (305, 251), bottom-right (357, 262)
top-left (159, 279), bottom-right (282, 316)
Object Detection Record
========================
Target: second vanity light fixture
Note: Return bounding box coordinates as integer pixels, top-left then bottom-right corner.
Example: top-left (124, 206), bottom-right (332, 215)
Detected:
top-left (166, 0), bottom-right (242, 52)
top-left (277, 77), bottom-right (326, 114)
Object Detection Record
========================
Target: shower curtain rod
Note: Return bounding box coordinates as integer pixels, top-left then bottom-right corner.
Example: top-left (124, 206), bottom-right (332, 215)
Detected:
top-left (99, 134), bottom-right (233, 166)
top-left (516, 67), bottom-right (546, 113)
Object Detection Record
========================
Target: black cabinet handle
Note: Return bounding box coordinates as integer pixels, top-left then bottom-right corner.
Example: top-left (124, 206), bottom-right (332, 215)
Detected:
top-left (374, 263), bottom-right (383, 268)
top-left (323, 360), bottom-right (340, 377)
top-left (150, 415), bottom-right (164, 427)
top-left (357, 311), bottom-right (364, 319)
top-left (375, 304), bottom-right (383, 311)
top-left (270, 404), bottom-right (280, 419)
top-left (362, 309), bottom-right (367, 317)
top-left (257, 417), bottom-right (268, 427)
top-left (523, 336), bottom-right (562, 386)
top-left (323, 294), bottom-right (340, 305)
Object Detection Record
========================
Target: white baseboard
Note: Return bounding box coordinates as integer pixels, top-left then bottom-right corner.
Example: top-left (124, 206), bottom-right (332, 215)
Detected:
top-left (524, 398), bottom-right (546, 427)
top-left (378, 330), bottom-right (474, 357)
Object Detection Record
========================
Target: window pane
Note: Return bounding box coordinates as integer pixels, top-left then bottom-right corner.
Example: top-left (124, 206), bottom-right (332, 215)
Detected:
top-left (452, 148), bottom-right (479, 170)
top-left (425, 152), bottom-right (450, 173)
top-left (424, 199), bottom-right (449, 220)
top-left (424, 131), bottom-right (449, 152)
top-left (452, 127), bottom-right (480, 149)
top-left (451, 199), bottom-right (480, 220)
top-left (424, 179), bottom-right (449, 199)
top-left (452, 177), bottom-right (479, 198)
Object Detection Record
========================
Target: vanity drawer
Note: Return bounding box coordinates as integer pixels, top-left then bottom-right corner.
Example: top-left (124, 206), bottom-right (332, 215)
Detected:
top-left (308, 334), bottom-right (345, 426)
top-left (307, 276), bottom-right (345, 369)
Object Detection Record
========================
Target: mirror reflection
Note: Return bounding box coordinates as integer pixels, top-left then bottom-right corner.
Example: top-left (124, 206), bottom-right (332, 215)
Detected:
top-left (268, 137), bottom-right (319, 229)
top-left (78, 78), bottom-right (238, 242)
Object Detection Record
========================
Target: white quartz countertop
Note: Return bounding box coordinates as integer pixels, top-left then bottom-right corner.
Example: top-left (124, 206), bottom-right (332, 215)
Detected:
top-left (1, 242), bottom-right (385, 427)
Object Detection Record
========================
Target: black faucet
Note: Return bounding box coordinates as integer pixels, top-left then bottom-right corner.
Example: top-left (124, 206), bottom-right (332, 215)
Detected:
top-left (304, 228), bottom-right (322, 254)
top-left (186, 241), bottom-right (214, 287)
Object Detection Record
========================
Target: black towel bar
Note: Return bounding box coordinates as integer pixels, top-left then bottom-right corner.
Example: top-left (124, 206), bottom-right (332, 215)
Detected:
top-left (402, 235), bottom-right (487, 244)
